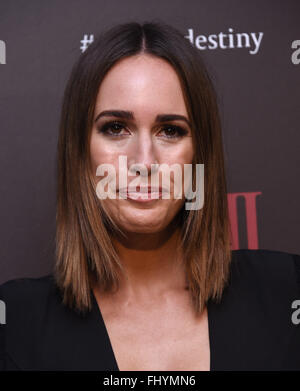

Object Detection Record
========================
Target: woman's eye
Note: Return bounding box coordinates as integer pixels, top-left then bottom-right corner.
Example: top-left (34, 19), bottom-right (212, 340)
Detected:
top-left (158, 125), bottom-right (188, 139)
top-left (98, 122), bottom-right (188, 139)
top-left (98, 121), bottom-right (129, 137)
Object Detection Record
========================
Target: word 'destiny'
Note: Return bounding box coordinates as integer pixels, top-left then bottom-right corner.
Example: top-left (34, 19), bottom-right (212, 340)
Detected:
top-left (185, 27), bottom-right (264, 55)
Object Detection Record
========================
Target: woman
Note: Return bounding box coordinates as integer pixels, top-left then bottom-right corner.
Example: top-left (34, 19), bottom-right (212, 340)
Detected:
top-left (0, 21), bottom-right (299, 371)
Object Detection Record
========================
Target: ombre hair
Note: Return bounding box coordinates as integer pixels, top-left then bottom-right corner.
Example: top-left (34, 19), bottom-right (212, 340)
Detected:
top-left (55, 20), bottom-right (232, 315)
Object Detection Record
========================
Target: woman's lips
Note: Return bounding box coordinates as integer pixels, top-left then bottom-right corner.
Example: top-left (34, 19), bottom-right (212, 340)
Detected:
top-left (117, 187), bottom-right (167, 202)
top-left (126, 191), bottom-right (162, 202)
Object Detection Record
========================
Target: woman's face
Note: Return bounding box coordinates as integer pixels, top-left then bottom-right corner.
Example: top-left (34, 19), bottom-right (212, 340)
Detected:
top-left (90, 54), bottom-right (194, 234)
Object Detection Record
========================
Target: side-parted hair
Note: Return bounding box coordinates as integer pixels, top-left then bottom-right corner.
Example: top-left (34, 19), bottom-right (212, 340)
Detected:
top-left (55, 20), bottom-right (232, 315)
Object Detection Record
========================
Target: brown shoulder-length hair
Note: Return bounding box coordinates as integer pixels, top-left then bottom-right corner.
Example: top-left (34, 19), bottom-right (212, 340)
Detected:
top-left (55, 20), bottom-right (232, 316)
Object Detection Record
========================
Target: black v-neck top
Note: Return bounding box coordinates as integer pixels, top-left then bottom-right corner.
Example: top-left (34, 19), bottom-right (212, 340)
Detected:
top-left (0, 249), bottom-right (300, 371)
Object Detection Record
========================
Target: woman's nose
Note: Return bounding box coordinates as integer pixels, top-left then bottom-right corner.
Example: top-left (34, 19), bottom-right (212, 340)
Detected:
top-left (127, 131), bottom-right (159, 175)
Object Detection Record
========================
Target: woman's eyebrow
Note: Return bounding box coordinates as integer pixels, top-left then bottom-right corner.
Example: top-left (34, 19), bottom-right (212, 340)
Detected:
top-left (94, 110), bottom-right (191, 127)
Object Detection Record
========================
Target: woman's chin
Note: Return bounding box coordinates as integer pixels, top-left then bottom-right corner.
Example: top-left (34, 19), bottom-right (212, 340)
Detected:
top-left (116, 211), bottom-right (172, 234)
top-left (118, 219), bottom-right (168, 234)
top-left (105, 201), bottom-right (183, 234)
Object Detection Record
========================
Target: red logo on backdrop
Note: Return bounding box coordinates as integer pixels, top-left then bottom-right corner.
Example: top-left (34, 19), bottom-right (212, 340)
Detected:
top-left (228, 191), bottom-right (262, 250)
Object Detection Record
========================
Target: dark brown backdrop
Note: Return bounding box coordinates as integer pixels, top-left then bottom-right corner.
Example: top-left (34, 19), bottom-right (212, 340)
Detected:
top-left (0, 0), bottom-right (299, 283)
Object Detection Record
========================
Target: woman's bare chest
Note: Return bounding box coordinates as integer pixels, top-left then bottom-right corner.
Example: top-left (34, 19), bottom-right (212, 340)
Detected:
top-left (94, 293), bottom-right (210, 371)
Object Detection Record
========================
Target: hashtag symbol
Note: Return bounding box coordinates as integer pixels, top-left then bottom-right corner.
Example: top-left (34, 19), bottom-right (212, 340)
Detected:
top-left (80, 34), bottom-right (94, 53)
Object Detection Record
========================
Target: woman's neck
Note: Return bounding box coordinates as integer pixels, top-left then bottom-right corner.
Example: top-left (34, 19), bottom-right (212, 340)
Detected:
top-left (108, 224), bottom-right (188, 300)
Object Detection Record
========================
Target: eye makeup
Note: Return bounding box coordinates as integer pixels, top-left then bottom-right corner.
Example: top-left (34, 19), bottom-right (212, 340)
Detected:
top-left (97, 120), bottom-right (190, 140)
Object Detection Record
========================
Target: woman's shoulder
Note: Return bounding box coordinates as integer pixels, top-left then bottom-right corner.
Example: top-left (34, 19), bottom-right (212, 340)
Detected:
top-left (220, 248), bottom-right (300, 321)
top-left (231, 247), bottom-right (300, 267)
top-left (0, 274), bottom-right (56, 306)
top-left (0, 274), bottom-right (117, 370)
top-left (209, 249), bottom-right (300, 370)
top-left (0, 274), bottom-right (57, 370)
top-left (0, 273), bottom-right (55, 289)
top-left (0, 274), bottom-right (62, 331)
top-left (230, 248), bottom-right (300, 291)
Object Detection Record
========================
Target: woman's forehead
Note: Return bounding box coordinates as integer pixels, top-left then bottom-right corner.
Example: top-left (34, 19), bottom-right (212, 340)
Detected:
top-left (94, 55), bottom-right (188, 119)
